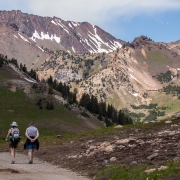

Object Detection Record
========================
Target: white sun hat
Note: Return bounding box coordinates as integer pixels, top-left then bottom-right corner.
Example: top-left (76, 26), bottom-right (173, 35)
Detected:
top-left (10, 121), bottom-right (18, 127)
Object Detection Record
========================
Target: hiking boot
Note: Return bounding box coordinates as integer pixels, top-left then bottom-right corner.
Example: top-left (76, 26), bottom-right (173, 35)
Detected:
top-left (28, 160), bottom-right (33, 164)
top-left (11, 161), bottom-right (15, 164)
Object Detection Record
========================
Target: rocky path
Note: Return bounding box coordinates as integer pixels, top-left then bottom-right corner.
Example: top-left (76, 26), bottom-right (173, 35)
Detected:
top-left (0, 152), bottom-right (89, 180)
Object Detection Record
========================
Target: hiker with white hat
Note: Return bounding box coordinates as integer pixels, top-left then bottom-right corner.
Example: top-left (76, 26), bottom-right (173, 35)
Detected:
top-left (5, 121), bottom-right (20, 164)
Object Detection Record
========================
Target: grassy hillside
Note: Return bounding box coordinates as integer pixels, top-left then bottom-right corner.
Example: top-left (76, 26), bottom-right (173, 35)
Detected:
top-left (0, 66), bottom-right (104, 139)
top-left (151, 91), bottom-right (180, 118)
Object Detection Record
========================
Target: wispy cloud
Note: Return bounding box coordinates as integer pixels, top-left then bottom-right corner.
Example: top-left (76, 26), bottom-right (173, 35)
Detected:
top-left (155, 18), bottom-right (169, 25)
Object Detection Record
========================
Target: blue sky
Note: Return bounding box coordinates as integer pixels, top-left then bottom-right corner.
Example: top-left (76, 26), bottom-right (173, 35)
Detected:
top-left (1, 0), bottom-right (180, 43)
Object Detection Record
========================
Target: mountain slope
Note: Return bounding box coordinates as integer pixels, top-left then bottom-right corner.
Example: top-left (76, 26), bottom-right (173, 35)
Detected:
top-left (37, 36), bottom-right (180, 102)
top-left (0, 64), bottom-right (104, 137)
top-left (36, 36), bottom-right (180, 122)
top-left (0, 10), bottom-right (124, 69)
top-left (0, 22), bottom-right (49, 70)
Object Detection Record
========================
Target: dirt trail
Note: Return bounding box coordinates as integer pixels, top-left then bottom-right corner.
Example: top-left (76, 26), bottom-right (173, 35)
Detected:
top-left (0, 152), bottom-right (89, 180)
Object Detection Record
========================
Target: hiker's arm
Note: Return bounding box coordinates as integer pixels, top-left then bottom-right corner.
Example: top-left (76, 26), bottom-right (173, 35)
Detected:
top-left (35, 130), bottom-right (39, 140)
top-left (31, 129), bottom-right (39, 142)
top-left (5, 129), bottom-right (11, 141)
top-left (25, 129), bottom-right (32, 140)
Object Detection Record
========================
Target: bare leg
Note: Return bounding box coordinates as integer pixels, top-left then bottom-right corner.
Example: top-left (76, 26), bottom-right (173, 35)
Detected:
top-left (14, 148), bottom-right (16, 159)
top-left (10, 148), bottom-right (15, 161)
top-left (28, 150), bottom-right (32, 162)
top-left (31, 149), bottom-right (36, 162)
top-left (10, 148), bottom-right (15, 163)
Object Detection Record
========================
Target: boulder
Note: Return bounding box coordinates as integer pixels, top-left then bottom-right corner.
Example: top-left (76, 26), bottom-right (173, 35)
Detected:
top-left (130, 161), bottom-right (138, 166)
top-left (171, 124), bottom-right (179, 130)
top-left (114, 125), bottom-right (123, 128)
top-left (165, 120), bottom-right (172, 124)
top-left (104, 145), bottom-right (115, 153)
top-left (56, 135), bottom-right (62, 138)
top-left (147, 153), bottom-right (159, 160)
top-left (109, 157), bottom-right (117, 162)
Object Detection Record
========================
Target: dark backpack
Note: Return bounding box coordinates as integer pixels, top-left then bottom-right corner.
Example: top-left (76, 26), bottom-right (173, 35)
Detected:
top-left (11, 128), bottom-right (20, 143)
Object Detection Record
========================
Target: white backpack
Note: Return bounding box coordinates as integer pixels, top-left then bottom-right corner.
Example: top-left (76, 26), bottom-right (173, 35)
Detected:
top-left (11, 128), bottom-right (20, 143)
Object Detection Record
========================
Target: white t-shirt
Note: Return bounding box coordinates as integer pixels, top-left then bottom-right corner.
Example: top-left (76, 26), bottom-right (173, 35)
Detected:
top-left (27, 126), bottom-right (38, 137)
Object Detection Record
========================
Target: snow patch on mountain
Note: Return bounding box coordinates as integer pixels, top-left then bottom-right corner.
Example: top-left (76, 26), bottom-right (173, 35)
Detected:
top-left (128, 68), bottom-right (133, 72)
top-left (18, 33), bottom-right (31, 44)
top-left (68, 23), bottom-right (73, 28)
top-left (72, 47), bottom-right (76, 53)
top-left (14, 35), bottom-right (18, 38)
top-left (130, 74), bottom-right (141, 84)
top-left (36, 45), bottom-right (44, 52)
top-left (84, 38), bottom-right (96, 53)
top-left (133, 93), bottom-right (139, 97)
top-left (85, 27), bottom-right (122, 53)
top-left (110, 41), bottom-right (122, 50)
top-left (71, 22), bottom-right (80, 27)
top-left (89, 28), bottom-right (109, 52)
top-left (24, 77), bottom-right (36, 83)
top-left (51, 20), bottom-right (57, 25)
top-left (31, 30), bottom-right (60, 43)
top-left (54, 19), bottom-right (70, 34)
top-left (88, 33), bottom-right (109, 53)
top-left (78, 33), bottom-right (82, 37)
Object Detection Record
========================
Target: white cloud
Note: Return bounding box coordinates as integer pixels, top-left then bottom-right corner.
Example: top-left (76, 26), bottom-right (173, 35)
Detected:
top-left (155, 18), bottom-right (169, 24)
top-left (2, 0), bottom-right (180, 25)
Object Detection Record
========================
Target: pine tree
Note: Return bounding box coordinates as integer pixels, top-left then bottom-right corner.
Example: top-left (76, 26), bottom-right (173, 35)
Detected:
top-left (47, 75), bottom-right (53, 85)
top-left (62, 83), bottom-right (67, 98)
top-left (79, 93), bottom-right (91, 110)
top-left (57, 82), bottom-right (63, 92)
top-left (99, 102), bottom-right (106, 117)
top-left (68, 93), bottom-right (76, 105)
top-left (50, 101), bottom-right (54, 110)
top-left (46, 102), bottom-right (50, 110)
top-left (22, 64), bottom-right (27, 73)
top-left (20, 63), bottom-right (23, 70)
top-left (112, 108), bottom-right (118, 123)
top-left (72, 93), bottom-right (77, 104)
top-left (105, 116), bottom-right (112, 127)
top-left (48, 87), bottom-right (54, 94)
top-left (107, 104), bottom-right (113, 118)
top-left (53, 79), bottom-right (57, 89)
top-left (90, 95), bottom-right (99, 114)
top-left (98, 105), bottom-right (102, 120)
top-left (118, 110), bottom-right (124, 125)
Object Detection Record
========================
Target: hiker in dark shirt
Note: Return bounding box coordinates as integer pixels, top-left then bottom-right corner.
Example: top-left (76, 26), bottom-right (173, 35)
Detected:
top-left (25, 122), bottom-right (39, 164)
top-left (5, 121), bottom-right (20, 164)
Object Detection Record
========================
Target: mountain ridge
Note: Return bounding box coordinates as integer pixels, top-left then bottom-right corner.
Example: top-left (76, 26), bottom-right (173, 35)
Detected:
top-left (0, 10), bottom-right (124, 54)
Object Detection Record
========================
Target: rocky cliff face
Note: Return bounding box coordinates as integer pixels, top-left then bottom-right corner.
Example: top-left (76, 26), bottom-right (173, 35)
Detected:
top-left (166, 40), bottom-right (180, 56)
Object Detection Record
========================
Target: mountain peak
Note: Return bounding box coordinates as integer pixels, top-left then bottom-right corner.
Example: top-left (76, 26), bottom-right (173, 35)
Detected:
top-left (0, 10), bottom-right (123, 55)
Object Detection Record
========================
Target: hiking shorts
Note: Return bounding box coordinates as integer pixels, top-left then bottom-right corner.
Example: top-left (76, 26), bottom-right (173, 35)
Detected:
top-left (26, 144), bottom-right (37, 150)
top-left (9, 141), bottom-right (18, 149)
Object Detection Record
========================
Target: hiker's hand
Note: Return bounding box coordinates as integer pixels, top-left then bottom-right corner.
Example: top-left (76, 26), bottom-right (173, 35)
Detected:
top-left (31, 139), bottom-right (35, 142)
